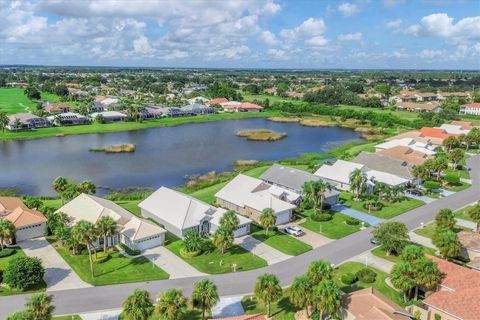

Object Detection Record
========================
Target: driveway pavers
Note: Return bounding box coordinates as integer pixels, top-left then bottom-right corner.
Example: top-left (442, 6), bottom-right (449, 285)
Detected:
top-left (332, 204), bottom-right (385, 226)
top-left (143, 246), bottom-right (206, 279)
top-left (234, 235), bottom-right (291, 265)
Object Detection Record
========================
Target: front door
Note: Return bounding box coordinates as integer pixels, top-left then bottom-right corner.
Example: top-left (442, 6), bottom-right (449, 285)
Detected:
top-left (200, 220), bottom-right (210, 234)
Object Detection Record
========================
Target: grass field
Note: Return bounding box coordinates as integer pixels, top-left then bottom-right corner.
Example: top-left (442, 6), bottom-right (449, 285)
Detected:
top-left (250, 225), bottom-right (312, 256)
top-left (299, 209), bottom-right (362, 239)
top-left (371, 245), bottom-right (436, 263)
top-left (454, 205), bottom-right (476, 221)
top-left (0, 88), bottom-right (76, 115)
top-left (242, 294), bottom-right (299, 320)
top-left (336, 104), bottom-right (420, 121)
top-left (413, 221), bottom-right (471, 239)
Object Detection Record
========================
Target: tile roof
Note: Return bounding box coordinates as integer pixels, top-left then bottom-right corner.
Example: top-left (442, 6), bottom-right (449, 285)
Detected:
top-left (44, 103), bottom-right (71, 113)
top-left (352, 152), bottom-right (414, 179)
top-left (223, 102), bottom-right (263, 110)
top-left (377, 145), bottom-right (433, 166)
top-left (461, 103), bottom-right (480, 109)
top-left (450, 120), bottom-right (474, 130)
top-left (0, 197), bottom-right (47, 228)
top-left (396, 101), bottom-right (441, 111)
top-left (344, 287), bottom-right (407, 320)
top-left (424, 255), bottom-right (480, 320)
top-left (458, 231), bottom-right (480, 251)
top-left (419, 127), bottom-right (459, 140)
top-left (207, 98), bottom-right (229, 105)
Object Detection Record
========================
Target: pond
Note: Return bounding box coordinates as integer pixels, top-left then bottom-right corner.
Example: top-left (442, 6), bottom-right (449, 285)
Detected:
top-left (0, 118), bottom-right (363, 195)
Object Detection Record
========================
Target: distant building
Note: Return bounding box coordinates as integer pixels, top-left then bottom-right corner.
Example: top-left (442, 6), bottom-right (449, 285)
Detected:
top-left (223, 102), bottom-right (263, 113)
top-left (43, 102), bottom-right (71, 114)
top-left (182, 103), bottom-right (217, 115)
top-left (395, 101), bottom-right (442, 113)
top-left (92, 95), bottom-right (119, 112)
top-left (459, 103), bottom-right (480, 116)
top-left (46, 112), bottom-right (89, 126)
top-left (90, 111), bottom-right (127, 123)
top-left (206, 98), bottom-right (229, 106)
top-left (7, 113), bottom-right (50, 130)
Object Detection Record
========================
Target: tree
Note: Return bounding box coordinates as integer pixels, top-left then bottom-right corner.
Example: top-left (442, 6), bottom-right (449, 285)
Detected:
top-left (313, 279), bottom-right (342, 320)
top-left (72, 220), bottom-right (97, 277)
top-left (96, 216), bottom-right (117, 253)
top-left (183, 230), bottom-right (203, 253)
top-left (52, 176), bottom-right (69, 204)
top-left (443, 136), bottom-right (459, 152)
top-left (219, 210), bottom-right (239, 233)
top-left (24, 86), bottom-right (41, 100)
top-left (259, 208), bottom-right (276, 235)
top-left (155, 288), bottom-right (188, 320)
top-left (0, 111), bottom-right (9, 133)
top-left (433, 157), bottom-right (448, 181)
top-left (316, 181), bottom-right (332, 213)
top-left (467, 203), bottom-right (480, 233)
top-left (192, 279), bottom-right (219, 320)
top-left (435, 209), bottom-right (456, 230)
top-left (372, 221), bottom-right (409, 256)
top-left (349, 169), bottom-right (367, 200)
top-left (24, 293), bottom-right (55, 320)
top-left (391, 261), bottom-right (416, 303)
top-left (306, 260), bottom-right (332, 286)
top-left (413, 258), bottom-right (441, 300)
top-left (122, 289), bottom-right (154, 320)
top-left (254, 273), bottom-right (282, 318)
top-left (413, 165), bottom-right (430, 180)
top-left (3, 256), bottom-right (45, 290)
top-left (400, 245), bottom-right (424, 263)
top-left (303, 181), bottom-right (320, 213)
top-left (448, 148), bottom-right (464, 168)
top-left (287, 275), bottom-right (313, 317)
top-left (0, 218), bottom-right (16, 249)
top-left (212, 226), bottom-right (233, 254)
top-left (433, 229), bottom-right (461, 259)
top-left (6, 311), bottom-right (31, 320)
top-left (76, 180), bottom-right (96, 195)
top-left (45, 211), bottom-right (69, 236)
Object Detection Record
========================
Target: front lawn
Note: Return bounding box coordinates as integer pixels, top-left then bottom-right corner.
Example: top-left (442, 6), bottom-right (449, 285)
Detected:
top-left (371, 245), bottom-right (436, 263)
top-left (250, 225), bottom-right (312, 256)
top-left (444, 182), bottom-right (470, 192)
top-left (333, 261), bottom-right (403, 306)
top-left (444, 168), bottom-right (470, 180)
top-left (299, 209), bottom-right (361, 239)
top-left (455, 205), bottom-right (475, 221)
top-left (166, 239), bottom-right (267, 274)
top-left (47, 238), bottom-right (169, 285)
top-left (242, 294), bottom-right (299, 320)
top-left (0, 247), bottom-right (47, 296)
top-left (340, 192), bottom-right (425, 219)
top-left (413, 222), bottom-right (471, 239)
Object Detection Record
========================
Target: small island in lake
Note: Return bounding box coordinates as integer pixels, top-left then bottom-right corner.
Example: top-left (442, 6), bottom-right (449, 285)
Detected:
top-left (236, 129), bottom-right (287, 141)
top-left (89, 143), bottom-right (136, 153)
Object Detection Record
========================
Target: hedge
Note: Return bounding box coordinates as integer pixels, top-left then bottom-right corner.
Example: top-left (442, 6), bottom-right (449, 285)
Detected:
top-left (356, 268), bottom-right (377, 283)
top-left (341, 272), bottom-right (358, 285)
top-left (311, 213), bottom-right (333, 222)
top-left (424, 180), bottom-right (441, 190)
top-left (119, 243), bottom-right (141, 256)
top-left (345, 217), bottom-right (360, 226)
top-left (0, 248), bottom-right (16, 258)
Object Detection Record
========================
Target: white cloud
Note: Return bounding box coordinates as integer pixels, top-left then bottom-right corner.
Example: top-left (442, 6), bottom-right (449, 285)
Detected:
top-left (267, 48), bottom-right (289, 60)
top-left (337, 32), bottom-right (363, 41)
top-left (133, 35), bottom-right (152, 54)
top-left (386, 19), bottom-right (402, 29)
top-left (163, 50), bottom-right (189, 60)
top-left (258, 30), bottom-right (279, 46)
top-left (280, 18), bottom-right (326, 41)
top-left (207, 46), bottom-right (250, 59)
top-left (305, 36), bottom-right (329, 46)
top-left (416, 49), bottom-right (446, 59)
top-left (338, 2), bottom-right (360, 17)
top-left (256, 1), bottom-right (281, 15)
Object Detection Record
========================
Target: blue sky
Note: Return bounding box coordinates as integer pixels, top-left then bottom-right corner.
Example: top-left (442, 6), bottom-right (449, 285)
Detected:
top-left (0, 0), bottom-right (479, 69)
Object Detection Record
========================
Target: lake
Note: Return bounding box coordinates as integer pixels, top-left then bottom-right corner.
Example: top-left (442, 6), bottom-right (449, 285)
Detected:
top-left (0, 118), bottom-right (363, 195)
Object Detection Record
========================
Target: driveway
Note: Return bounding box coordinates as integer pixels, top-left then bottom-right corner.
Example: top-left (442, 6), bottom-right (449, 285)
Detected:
top-left (211, 295), bottom-right (245, 318)
top-left (332, 204), bottom-right (385, 226)
top-left (234, 235), bottom-right (290, 265)
top-left (279, 222), bottom-right (332, 248)
top-left (404, 193), bottom-right (436, 204)
top-left (350, 250), bottom-right (394, 273)
top-left (409, 232), bottom-right (436, 249)
top-left (143, 246), bottom-right (206, 279)
top-left (18, 238), bottom-right (91, 292)
top-left (455, 218), bottom-right (476, 230)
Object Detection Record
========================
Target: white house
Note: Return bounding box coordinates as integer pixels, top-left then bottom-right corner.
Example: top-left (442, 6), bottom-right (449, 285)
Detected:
top-left (57, 194), bottom-right (166, 251)
top-left (89, 111), bottom-right (127, 123)
top-left (374, 138), bottom-right (436, 156)
top-left (215, 174), bottom-right (296, 225)
top-left (459, 103), bottom-right (480, 116)
top-left (438, 124), bottom-right (471, 135)
top-left (139, 187), bottom-right (251, 239)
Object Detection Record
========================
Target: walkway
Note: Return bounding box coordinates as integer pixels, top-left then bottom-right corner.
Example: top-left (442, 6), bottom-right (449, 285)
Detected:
top-left (143, 246), bottom-right (206, 279)
top-left (234, 235), bottom-right (291, 265)
top-left (404, 193), bottom-right (436, 204)
top-left (409, 232), bottom-right (436, 249)
top-left (456, 218), bottom-right (476, 230)
top-left (211, 295), bottom-right (245, 318)
top-left (350, 250), bottom-right (394, 273)
top-left (18, 238), bottom-right (91, 292)
top-left (331, 204), bottom-right (385, 226)
top-left (279, 222), bottom-right (332, 248)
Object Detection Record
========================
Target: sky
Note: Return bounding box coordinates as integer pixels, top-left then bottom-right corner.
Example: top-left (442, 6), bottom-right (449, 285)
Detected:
top-left (0, 0), bottom-right (479, 70)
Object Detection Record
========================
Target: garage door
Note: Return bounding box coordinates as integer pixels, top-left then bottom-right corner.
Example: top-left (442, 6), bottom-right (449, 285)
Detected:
top-left (275, 211), bottom-right (290, 225)
top-left (134, 234), bottom-right (164, 251)
top-left (234, 224), bottom-right (249, 238)
top-left (15, 223), bottom-right (46, 242)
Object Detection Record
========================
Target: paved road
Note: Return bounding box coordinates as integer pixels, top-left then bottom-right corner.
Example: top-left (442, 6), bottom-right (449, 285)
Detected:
top-left (1, 155), bottom-right (478, 318)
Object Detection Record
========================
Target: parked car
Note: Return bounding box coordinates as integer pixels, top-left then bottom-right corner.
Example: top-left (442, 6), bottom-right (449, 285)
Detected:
top-left (406, 189), bottom-right (423, 196)
top-left (370, 237), bottom-right (380, 245)
top-left (284, 226), bottom-right (304, 237)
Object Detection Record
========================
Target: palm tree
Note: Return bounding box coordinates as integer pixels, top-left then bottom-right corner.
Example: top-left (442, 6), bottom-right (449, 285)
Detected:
top-left (433, 158), bottom-right (448, 182)
top-left (287, 275), bottom-right (313, 317)
top-left (448, 148), bottom-right (464, 169)
top-left (317, 180), bottom-right (332, 213)
top-left (442, 136), bottom-right (459, 152)
top-left (433, 229), bottom-right (461, 259)
top-left (400, 245), bottom-right (424, 263)
top-left (468, 203), bottom-right (480, 233)
top-left (413, 165), bottom-right (430, 180)
top-left (435, 208), bottom-right (456, 230)
top-left (52, 176), bottom-right (69, 204)
top-left (349, 169), bottom-right (367, 200)
top-left (73, 220), bottom-right (98, 277)
top-left (24, 293), bottom-right (55, 320)
top-left (183, 230), bottom-right (203, 253)
top-left (414, 258), bottom-right (441, 300)
top-left (96, 216), bottom-right (117, 253)
top-left (259, 208), bottom-right (276, 235)
top-left (0, 112), bottom-right (9, 133)
top-left (390, 261), bottom-right (415, 303)
top-left (219, 210), bottom-right (240, 232)
top-left (13, 118), bottom-right (22, 131)
top-left (254, 273), bottom-right (282, 318)
top-left (0, 218), bottom-right (16, 250)
top-left (156, 288), bottom-right (188, 320)
top-left (76, 180), bottom-right (96, 195)
top-left (303, 181), bottom-right (320, 214)
top-left (192, 279), bottom-right (219, 320)
top-left (313, 279), bottom-right (342, 320)
top-left (306, 260), bottom-right (332, 286)
top-left (212, 226), bottom-right (233, 254)
top-left (122, 289), bottom-right (154, 320)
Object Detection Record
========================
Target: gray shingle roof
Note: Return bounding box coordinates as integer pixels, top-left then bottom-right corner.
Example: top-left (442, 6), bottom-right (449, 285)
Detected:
top-left (352, 152), bottom-right (414, 179)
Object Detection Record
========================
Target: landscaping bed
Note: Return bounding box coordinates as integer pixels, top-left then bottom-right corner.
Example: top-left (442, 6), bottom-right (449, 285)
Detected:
top-left (371, 245), bottom-right (436, 263)
top-left (299, 209), bottom-right (362, 239)
top-left (250, 225), bottom-right (312, 256)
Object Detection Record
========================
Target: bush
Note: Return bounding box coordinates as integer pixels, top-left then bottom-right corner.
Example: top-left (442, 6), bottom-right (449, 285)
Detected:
top-left (3, 256), bottom-right (44, 290)
top-left (180, 247), bottom-right (201, 258)
top-left (341, 272), bottom-right (358, 285)
top-left (119, 243), bottom-right (141, 256)
top-left (424, 180), bottom-right (441, 190)
top-left (0, 248), bottom-right (16, 258)
top-left (311, 213), bottom-right (333, 222)
top-left (363, 201), bottom-right (383, 211)
top-left (345, 217), bottom-right (360, 225)
top-left (356, 268), bottom-right (377, 283)
top-left (444, 174), bottom-right (460, 185)
top-left (92, 252), bottom-right (110, 264)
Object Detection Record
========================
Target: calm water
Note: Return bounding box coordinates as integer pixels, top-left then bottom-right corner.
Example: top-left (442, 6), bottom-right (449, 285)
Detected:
top-left (1, 118), bottom-right (363, 195)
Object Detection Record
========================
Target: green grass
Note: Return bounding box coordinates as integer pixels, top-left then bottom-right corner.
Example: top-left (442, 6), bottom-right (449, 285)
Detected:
top-left (53, 316), bottom-right (82, 320)
top-left (339, 192), bottom-right (425, 219)
top-left (333, 261), bottom-right (404, 306)
top-left (47, 237), bottom-right (169, 285)
top-left (0, 88), bottom-right (37, 114)
top-left (299, 209), bottom-right (362, 239)
top-left (444, 182), bottom-right (471, 192)
top-left (250, 225), bottom-right (312, 256)
top-left (0, 246), bottom-right (47, 296)
top-left (413, 222), bottom-right (471, 239)
top-left (116, 200), bottom-right (142, 216)
top-left (455, 205), bottom-right (475, 221)
top-left (242, 294), bottom-right (299, 320)
top-left (166, 239), bottom-right (267, 274)
top-left (39, 198), bottom-right (63, 210)
top-left (336, 104), bottom-right (420, 121)
top-left (444, 168), bottom-right (470, 179)
top-left (188, 181), bottom-right (228, 204)
top-left (371, 245), bottom-right (436, 263)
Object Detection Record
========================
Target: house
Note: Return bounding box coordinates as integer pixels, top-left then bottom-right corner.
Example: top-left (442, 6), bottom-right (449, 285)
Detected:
top-left (458, 231), bottom-right (480, 268)
top-left (352, 152), bottom-right (416, 181)
top-left (437, 92), bottom-right (471, 100)
top-left (215, 174), bottom-right (296, 225)
top-left (139, 106), bottom-right (165, 119)
top-left (259, 164), bottom-right (340, 205)
top-left (223, 102), bottom-right (263, 113)
top-left (206, 98), bottom-right (229, 106)
top-left (459, 103), bottom-right (480, 116)
top-left (342, 287), bottom-right (408, 320)
top-left (7, 113), bottom-right (50, 130)
top-left (0, 197), bottom-right (48, 242)
top-left (182, 103), bottom-right (218, 115)
top-left (158, 107), bottom-right (188, 117)
top-left (90, 111), bottom-right (127, 123)
top-left (385, 131), bottom-right (444, 147)
top-left (43, 102), bottom-right (71, 114)
top-left (390, 90), bottom-right (439, 104)
top-left (395, 102), bottom-right (442, 113)
top-left (438, 124), bottom-right (471, 135)
top-left (419, 127), bottom-right (459, 143)
top-left (377, 146), bottom-right (434, 166)
top-left (450, 120), bottom-right (474, 130)
top-left (187, 96), bottom-right (209, 105)
top-left (139, 187), bottom-right (251, 239)
top-left (423, 256), bottom-right (480, 320)
top-left (375, 138), bottom-right (436, 156)
top-left (57, 194), bottom-right (166, 251)
top-left (46, 112), bottom-right (89, 126)
top-left (92, 95), bottom-right (119, 112)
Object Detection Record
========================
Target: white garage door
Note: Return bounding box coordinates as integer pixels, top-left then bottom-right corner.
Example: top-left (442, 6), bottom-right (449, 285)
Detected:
top-left (16, 223), bottom-right (46, 242)
top-left (234, 224), bottom-right (249, 238)
top-left (275, 211), bottom-right (290, 225)
top-left (134, 234), bottom-right (164, 251)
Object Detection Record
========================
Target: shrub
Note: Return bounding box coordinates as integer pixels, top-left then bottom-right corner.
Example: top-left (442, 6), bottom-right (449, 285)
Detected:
top-left (434, 314), bottom-right (442, 320)
top-left (356, 268), bottom-right (377, 283)
top-left (3, 256), bottom-right (44, 290)
top-left (444, 174), bottom-right (460, 185)
top-left (119, 243), bottom-right (141, 256)
top-left (0, 248), bottom-right (16, 258)
top-left (92, 252), bottom-right (110, 264)
top-left (345, 217), bottom-right (360, 225)
top-left (180, 247), bottom-right (201, 258)
top-left (424, 180), bottom-right (440, 190)
top-left (311, 213), bottom-right (333, 222)
top-left (363, 200), bottom-right (383, 211)
top-left (341, 272), bottom-right (358, 285)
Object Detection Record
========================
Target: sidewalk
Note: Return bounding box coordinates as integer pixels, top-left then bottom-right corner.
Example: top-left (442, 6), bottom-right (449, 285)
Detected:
top-left (455, 218), bottom-right (476, 230)
top-left (234, 235), bottom-right (291, 265)
top-left (409, 232), bottom-right (436, 249)
top-left (350, 250), bottom-right (394, 273)
top-left (331, 204), bottom-right (385, 226)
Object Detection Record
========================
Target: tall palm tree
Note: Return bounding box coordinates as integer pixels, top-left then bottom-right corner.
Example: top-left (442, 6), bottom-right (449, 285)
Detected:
top-left (254, 273), bottom-right (282, 318)
top-left (96, 216), bottom-right (117, 252)
top-left (317, 180), bottom-right (332, 213)
top-left (433, 229), bottom-right (461, 259)
top-left (76, 180), bottom-right (96, 195)
top-left (192, 279), bottom-right (219, 320)
top-left (435, 208), bottom-right (456, 229)
top-left (212, 226), bottom-right (233, 255)
top-left (468, 203), bottom-right (480, 233)
top-left (156, 288), bottom-right (188, 320)
top-left (13, 118), bottom-right (22, 131)
top-left (306, 259), bottom-right (333, 286)
top-left (303, 181), bottom-right (321, 214)
top-left (0, 112), bottom-right (9, 133)
top-left (52, 176), bottom-right (69, 204)
top-left (24, 293), bottom-right (55, 320)
top-left (349, 169), bottom-right (367, 200)
top-left (259, 208), bottom-right (276, 235)
top-left (400, 245), bottom-right (424, 263)
top-left (313, 279), bottom-right (342, 320)
top-left (414, 258), bottom-right (441, 300)
top-left (390, 261), bottom-right (416, 303)
top-left (122, 289), bottom-right (154, 320)
top-left (287, 275), bottom-right (313, 317)
top-left (73, 220), bottom-right (98, 277)
top-left (219, 210), bottom-right (240, 233)
top-left (0, 218), bottom-right (16, 250)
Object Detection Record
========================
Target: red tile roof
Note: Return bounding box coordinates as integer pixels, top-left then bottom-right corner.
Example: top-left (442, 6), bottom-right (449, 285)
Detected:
top-left (208, 98), bottom-right (229, 105)
top-left (0, 197), bottom-right (47, 228)
top-left (223, 103), bottom-right (263, 110)
top-left (423, 256), bottom-right (480, 320)
top-left (461, 103), bottom-right (480, 109)
top-left (420, 127), bottom-right (459, 140)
